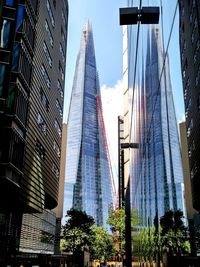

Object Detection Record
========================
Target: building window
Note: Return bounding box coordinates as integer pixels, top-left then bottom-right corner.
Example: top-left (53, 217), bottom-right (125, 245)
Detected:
top-left (16, 4), bottom-right (25, 32)
top-left (53, 140), bottom-right (60, 158)
top-left (52, 164), bottom-right (59, 178)
top-left (36, 139), bottom-right (46, 159)
top-left (57, 80), bottom-right (63, 98)
top-left (61, 26), bottom-right (65, 43)
top-left (41, 64), bottom-right (51, 88)
top-left (46, 0), bottom-right (55, 28)
top-left (59, 43), bottom-right (65, 63)
top-left (12, 42), bottom-right (21, 72)
top-left (5, 0), bottom-right (14, 6)
top-left (40, 88), bottom-right (49, 112)
top-left (195, 65), bottom-right (200, 86)
top-left (45, 20), bottom-right (53, 46)
top-left (185, 98), bottom-right (191, 119)
top-left (197, 95), bottom-right (200, 111)
top-left (0, 64), bottom-right (5, 96)
top-left (181, 40), bottom-right (186, 61)
top-left (0, 20), bottom-right (11, 49)
top-left (59, 61), bottom-right (64, 81)
top-left (61, 10), bottom-right (67, 29)
top-left (190, 162), bottom-right (198, 179)
top-left (56, 99), bottom-right (63, 118)
top-left (184, 78), bottom-right (190, 99)
top-left (187, 118), bottom-right (193, 137)
top-left (37, 113), bottom-right (47, 135)
top-left (43, 42), bottom-right (52, 67)
top-left (54, 119), bottom-right (61, 137)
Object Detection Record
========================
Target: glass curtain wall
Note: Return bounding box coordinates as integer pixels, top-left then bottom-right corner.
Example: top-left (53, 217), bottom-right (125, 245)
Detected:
top-left (64, 22), bottom-right (113, 229)
top-left (124, 0), bottom-right (186, 258)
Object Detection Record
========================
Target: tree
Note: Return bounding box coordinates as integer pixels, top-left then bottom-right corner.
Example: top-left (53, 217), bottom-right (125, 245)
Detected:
top-left (107, 207), bottom-right (126, 257)
top-left (61, 208), bottom-right (95, 254)
top-left (107, 207), bottom-right (139, 260)
top-left (160, 210), bottom-right (190, 256)
top-left (90, 226), bottom-right (115, 263)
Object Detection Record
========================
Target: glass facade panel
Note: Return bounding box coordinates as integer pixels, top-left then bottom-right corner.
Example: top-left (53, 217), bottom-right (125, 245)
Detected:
top-left (0, 20), bottom-right (11, 49)
top-left (63, 22), bottom-right (113, 228)
top-left (5, 0), bottom-right (14, 6)
top-left (124, 2), bottom-right (186, 256)
top-left (12, 42), bottom-right (21, 71)
top-left (0, 64), bottom-right (5, 96)
top-left (16, 5), bottom-right (25, 32)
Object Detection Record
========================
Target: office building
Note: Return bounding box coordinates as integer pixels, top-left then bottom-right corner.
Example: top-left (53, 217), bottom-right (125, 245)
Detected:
top-left (0, 0), bottom-right (68, 264)
top-left (64, 22), bottom-right (114, 229)
top-left (178, 0), bottom-right (200, 212)
top-left (122, 11), bottom-right (186, 244)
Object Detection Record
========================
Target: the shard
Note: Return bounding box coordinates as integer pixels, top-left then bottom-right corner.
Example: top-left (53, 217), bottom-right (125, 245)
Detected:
top-left (63, 22), bottom-right (114, 228)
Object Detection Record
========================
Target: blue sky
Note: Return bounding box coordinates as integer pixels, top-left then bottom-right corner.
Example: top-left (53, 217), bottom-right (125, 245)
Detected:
top-left (63, 1), bottom-right (185, 184)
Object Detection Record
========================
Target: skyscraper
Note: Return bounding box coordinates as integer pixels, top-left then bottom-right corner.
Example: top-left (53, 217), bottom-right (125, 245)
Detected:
top-left (64, 22), bottom-right (114, 229)
top-left (178, 0), bottom-right (200, 212)
top-left (134, 25), bottom-right (186, 224)
top-left (0, 0), bottom-right (68, 264)
top-left (122, 21), bottom-right (186, 229)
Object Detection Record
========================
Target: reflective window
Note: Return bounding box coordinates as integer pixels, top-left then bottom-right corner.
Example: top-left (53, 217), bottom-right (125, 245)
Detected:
top-left (36, 139), bottom-right (46, 159)
top-left (52, 164), bottom-right (59, 178)
top-left (45, 20), bottom-right (53, 46)
top-left (195, 65), bottom-right (200, 86)
top-left (43, 42), bottom-right (52, 67)
top-left (5, 0), bottom-right (14, 6)
top-left (0, 64), bottom-right (5, 96)
top-left (59, 61), bottom-right (64, 81)
top-left (56, 99), bottom-right (63, 118)
top-left (59, 43), bottom-right (65, 63)
top-left (40, 88), bottom-right (49, 112)
top-left (53, 140), bottom-right (60, 158)
top-left (41, 64), bottom-right (51, 88)
top-left (54, 119), bottom-right (61, 137)
top-left (46, 0), bottom-right (55, 28)
top-left (16, 5), bottom-right (25, 32)
top-left (61, 26), bottom-right (65, 43)
top-left (12, 42), bottom-right (21, 71)
top-left (0, 20), bottom-right (11, 48)
top-left (37, 113), bottom-right (47, 135)
top-left (57, 80), bottom-right (63, 98)
top-left (184, 78), bottom-right (190, 99)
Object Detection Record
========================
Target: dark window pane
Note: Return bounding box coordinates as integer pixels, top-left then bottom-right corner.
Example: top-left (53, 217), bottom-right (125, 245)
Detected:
top-left (0, 20), bottom-right (11, 49)
top-left (5, 0), bottom-right (14, 6)
top-left (6, 83), bottom-right (16, 109)
top-left (12, 42), bottom-right (21, 71)
top-left (0, 64), bottom-right (6, 96)
top-left (16, 5), bottom-right (25, 32)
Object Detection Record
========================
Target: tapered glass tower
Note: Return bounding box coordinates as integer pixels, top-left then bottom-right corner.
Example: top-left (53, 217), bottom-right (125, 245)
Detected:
top-left (64, 22), bottom-right (113, 228)
top-left (130, 25), bottom-right (186, 225)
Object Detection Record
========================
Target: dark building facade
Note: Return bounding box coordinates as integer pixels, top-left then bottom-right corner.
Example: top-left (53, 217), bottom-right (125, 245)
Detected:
top-left (178, 0), bottom-right (200, 211)
top-left (0, 0), bottom-right (68, 264)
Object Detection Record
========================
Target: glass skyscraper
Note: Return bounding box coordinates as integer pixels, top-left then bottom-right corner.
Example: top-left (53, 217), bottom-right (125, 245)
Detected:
top-left (131, 25), bottom-right (186, 226)
top-left (122, 20), bottom-right (186, 226)
top-left (64, 22), bottom-right (113, 228)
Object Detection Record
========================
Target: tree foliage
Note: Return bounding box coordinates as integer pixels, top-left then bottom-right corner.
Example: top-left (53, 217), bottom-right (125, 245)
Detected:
top-left (90, 226), bottom-right (115, 262)
top-left (107, 207), bottom-right (126, 255)
top-left (135, 209), bottom-right (190, 263)
top-left (61, 208), bottom-right (95, 253)
top-left (160, 210), bottom-right (190, 255)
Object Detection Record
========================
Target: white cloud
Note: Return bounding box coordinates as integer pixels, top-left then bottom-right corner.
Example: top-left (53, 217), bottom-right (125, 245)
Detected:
top-left (100, 79), bottom-right (124, 188)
